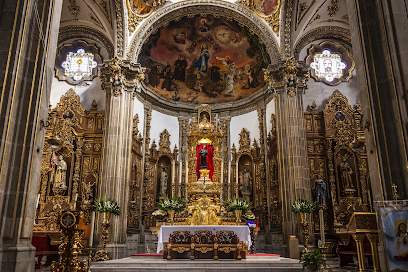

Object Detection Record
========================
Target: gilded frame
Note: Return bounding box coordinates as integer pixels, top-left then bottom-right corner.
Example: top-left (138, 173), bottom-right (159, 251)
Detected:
top-left (239, 0), bottom-right (282, 35)
top-left (127, 0), bottom-right (168, 33)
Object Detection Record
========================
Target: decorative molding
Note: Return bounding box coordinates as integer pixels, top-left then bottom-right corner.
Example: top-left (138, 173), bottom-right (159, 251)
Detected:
top-left (284, 0), bottom-right (294, 57)
top-left (68, 0), bottom-right (80, 17)
top-left (239, 0), bottom-right (282, 35)
top-left (58, 26), bottom-right (114, 58)
top-left (115, 0), bottom-right (124, 57)
top-left (293, 26), bottom-right (351, 59)
top-left (126, 0), bottom-right (168, 33)
top-left (328, 0), bottom-right (339, 17)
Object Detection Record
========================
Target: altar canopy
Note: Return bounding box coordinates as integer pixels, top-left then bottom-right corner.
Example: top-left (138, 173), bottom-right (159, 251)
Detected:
top-left (157, 225), bottom-right (251, 253)
top-left (196, 145), bottom-right (214, 181)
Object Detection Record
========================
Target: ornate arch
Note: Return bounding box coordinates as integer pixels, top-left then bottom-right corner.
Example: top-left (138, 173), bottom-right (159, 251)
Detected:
top-left (293, 26), bottom-right (351, 60)
top-left (58, 26), bottom-right (114, 58)
top-left (126, 0), bottom-right (282, 62)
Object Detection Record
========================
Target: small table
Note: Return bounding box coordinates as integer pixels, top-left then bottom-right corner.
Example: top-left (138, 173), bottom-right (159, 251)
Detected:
top-left (157, 225), bottom-right (252, 253)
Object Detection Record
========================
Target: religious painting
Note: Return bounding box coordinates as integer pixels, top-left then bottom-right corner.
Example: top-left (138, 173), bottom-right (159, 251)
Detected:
top-left (129, 0), bottom-right (152, 16)
top-left (253, 0), bottom-right (280, 17)
top-left (138, 15), bottom-right (270, 104)
top-left (378, 201), bottom-right (408, 272)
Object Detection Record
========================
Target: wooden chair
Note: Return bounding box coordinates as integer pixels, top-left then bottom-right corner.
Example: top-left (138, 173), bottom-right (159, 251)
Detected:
top-left (167, 231), bottom-right (194, 260)
top-left (193, 230), bottom-right (216, 259)
top-left (215, 230), bottom-right (242, 260)
top-left (32, 235), bottom-right (59, 269)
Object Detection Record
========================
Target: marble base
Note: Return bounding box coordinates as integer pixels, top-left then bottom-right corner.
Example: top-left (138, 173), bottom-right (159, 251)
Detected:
top-left (91, 256), bottom-right (303, 271)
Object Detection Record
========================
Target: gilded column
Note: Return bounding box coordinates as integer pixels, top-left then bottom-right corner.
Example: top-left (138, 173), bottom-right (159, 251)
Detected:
top-left (352, 234), bottom-right (367, 272)
top-left (366, 234), bottom-right (381, 272)
top-left (98, 58), bottom-right (145, 259)
top-left (266, 58), bottom-right (312, 255)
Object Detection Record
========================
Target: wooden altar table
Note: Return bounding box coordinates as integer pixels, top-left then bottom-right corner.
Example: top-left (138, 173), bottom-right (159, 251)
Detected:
top-left (157, 225), bottom-right (251, 253)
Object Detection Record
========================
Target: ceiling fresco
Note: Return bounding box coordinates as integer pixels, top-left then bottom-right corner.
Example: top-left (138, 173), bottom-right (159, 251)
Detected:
top-left (138, 14), bottom-right (271, 104)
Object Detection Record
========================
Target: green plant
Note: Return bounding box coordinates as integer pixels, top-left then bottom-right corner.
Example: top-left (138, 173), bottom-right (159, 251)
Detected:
top-left (94, 198), bottom-right (121, 215)
top-left (291, 199), bottom-right (316, 214)
top-left (224, 197), bottom-right (252, 212)
top-left (157, 197), bottom-right (185, 212)
top-left (300, 248), bottom-right (323, 271)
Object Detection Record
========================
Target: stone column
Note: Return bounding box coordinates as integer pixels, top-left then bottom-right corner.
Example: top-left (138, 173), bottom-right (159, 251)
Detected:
top-left (0, 0), bottom-right (62, 270)
top-left (98, 58), bottom-right (145, 259)
top-left (267, 58), bottom-right (312, 255)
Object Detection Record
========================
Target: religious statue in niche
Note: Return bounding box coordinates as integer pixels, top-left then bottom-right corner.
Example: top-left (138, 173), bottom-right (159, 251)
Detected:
top-left (199, 146), bottom-right (209, 169)
top-left (49, 154), bottom-right (67, 188)
top-left (340, 157), bottom-right (354, 189)
top-left (239, 167), bottom-right (253, 199)
top-left (196, 143), bottom-right (214, 181)
top-left (313, 176), bottom-right (326, 206)
top-left (159, 167), bottom-right (168, 197)
top-left (82, 181), bottom-right (95, 205)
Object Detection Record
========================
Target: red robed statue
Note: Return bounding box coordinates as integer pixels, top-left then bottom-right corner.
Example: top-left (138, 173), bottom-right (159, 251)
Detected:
top-left (196, 144), bottom-right (214, 181)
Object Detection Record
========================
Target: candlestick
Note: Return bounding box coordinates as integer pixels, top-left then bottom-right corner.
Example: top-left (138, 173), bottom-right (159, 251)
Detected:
top-left (89, 212), bottom-right (95, 247)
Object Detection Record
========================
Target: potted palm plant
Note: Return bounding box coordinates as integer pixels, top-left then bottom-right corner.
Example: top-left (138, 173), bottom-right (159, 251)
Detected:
top-left (300, 248), bottom-right (324, 272)
top-left (224, 197), bottom-right (252, 222)
top-left (157, 197), bottom-right (185, 222)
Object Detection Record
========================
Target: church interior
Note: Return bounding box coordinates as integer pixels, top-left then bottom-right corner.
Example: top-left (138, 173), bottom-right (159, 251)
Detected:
top-left (1, 0), bottom-right (408, 271)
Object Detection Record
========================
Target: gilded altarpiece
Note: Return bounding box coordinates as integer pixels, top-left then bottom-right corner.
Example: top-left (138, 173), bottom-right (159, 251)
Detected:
top-left (35, 89), bottom-right (104, 239)
top-left (305, 90), bottom-right (372, 255)
top-left (231, 128), bottom-right (268, 229)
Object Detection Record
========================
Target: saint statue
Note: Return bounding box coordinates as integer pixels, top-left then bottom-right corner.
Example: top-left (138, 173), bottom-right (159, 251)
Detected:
top-left (49, 155), bottom-right (67, 188)
top-left (159, 167), bottom-right (168, 197)
top-left (239, 167), bottom-right (252, 197)
top-left (340, 157), bottom-right (354, 189)
top-left (199, 145), bottom-right (209, 169)
top-left (313, 177), bottom-right (326, 205)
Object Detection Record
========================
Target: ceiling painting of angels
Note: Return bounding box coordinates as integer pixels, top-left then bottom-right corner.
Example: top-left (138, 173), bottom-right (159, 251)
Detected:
top-left (138, 15), bottom-right (270, 104)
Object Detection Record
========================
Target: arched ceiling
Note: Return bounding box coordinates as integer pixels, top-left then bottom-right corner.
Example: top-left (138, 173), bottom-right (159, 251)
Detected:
top-left (59, 0), bottom-right (115, 49)
top-left (292, 0), bottom-right (351, 57)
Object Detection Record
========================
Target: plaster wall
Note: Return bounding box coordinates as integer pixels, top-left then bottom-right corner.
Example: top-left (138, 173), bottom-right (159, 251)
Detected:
top-left (265, 98), bottom-right (276, 135)
top-left (230, 110), bottom-right (260, 150)
top-left (49, 76), bottom-right (106, 111)
top-left (149, 110), bottom-right (179, 149)
top-left (133, 98), bottom-right (145, 136)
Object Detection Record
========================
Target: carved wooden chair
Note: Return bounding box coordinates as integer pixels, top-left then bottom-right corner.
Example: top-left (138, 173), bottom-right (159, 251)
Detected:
top-left (215, 230), bottom-right (242, 260)
top-left (166, 231), bottom-right (193, 260)
top-left (193, 230), bottom-right (216, 259)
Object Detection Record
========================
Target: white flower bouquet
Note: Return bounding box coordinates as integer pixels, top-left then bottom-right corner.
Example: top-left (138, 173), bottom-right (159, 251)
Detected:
top-left (291, 199), bottom-right (316, 214)
top-left (157, 196), bottom-right (185, 212)
top-left (224, 197), bottom-right (252, 212)
top-left (93, 198), bottom-right (121, 215)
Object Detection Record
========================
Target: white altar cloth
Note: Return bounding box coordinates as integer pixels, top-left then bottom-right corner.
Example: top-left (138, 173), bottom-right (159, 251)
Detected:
top-left (157, 225), bottom-right (251, 253)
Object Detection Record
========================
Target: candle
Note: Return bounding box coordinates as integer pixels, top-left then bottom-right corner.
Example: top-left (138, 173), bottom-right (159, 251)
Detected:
top-left (73, 193), bottom-right (78, 210)
top-left (89, 212), bottom-right (95, 247)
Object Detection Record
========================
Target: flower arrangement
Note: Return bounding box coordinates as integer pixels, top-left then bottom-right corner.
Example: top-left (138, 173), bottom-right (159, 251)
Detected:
top-left (300, 248), bottom-right (324, 271)
top-left (291, 199), bottom-right (316, 214)
top-left (157, 196), bottom-right (185, 212)
top-left (224, 197), bottom-right (252, 212)
top-left (93, 198), bottom-right (121, 215)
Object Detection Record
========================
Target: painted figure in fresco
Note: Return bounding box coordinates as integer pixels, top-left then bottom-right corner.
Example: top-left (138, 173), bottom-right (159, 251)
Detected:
top-left (194, 44), bottom-right (210, 73)
top-left (174, 56), bottom-right (182, 81)
top-left (216, 56), bottom-right (236, 77)
top-left (314, 177), bottom-right (326, 205)
top-left (199, 19), bottom-right (209, 33)
top-left (340, 157), bottom-right (354, 189)
top-left (149, 64), bottom-right (161, 87)
top-left (161, 61), bottom-right (171, 78)
top-left (49, 155), bottom-right (67, 188)
top-left (225, 70), bottom-right (235, 95)
top-left (210, 65), bottom-right (221, 82)
top-left (161, 67), bottom-right (173, 91)
top-left (174, 29), bottom-right (187, 44)
top-left (194, 80), bottom-right (204, 92)
top-left (180, 56), bottom-right (187, 82)
top-left (393, 219), bottom-right (408, 261)
top-left (132, 0), bottom-right (151, 15)
top-left (159, 167), bottom-right (168, 197)
top-left (244, 65), bottom-right (260, 89)
top-left (199, 145), bottom-right (209, 169)
top-left (255, 0), bottom-right (278, 16)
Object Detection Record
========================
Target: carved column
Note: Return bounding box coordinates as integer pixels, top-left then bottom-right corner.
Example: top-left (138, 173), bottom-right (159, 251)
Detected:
top-left (178, 115), bottom-right (189, 200)
top-left (366, 234), bottom-right (381, 272)
top-left (98, 58), bottom-right (145, 259)
top-left (267, 58), bottom-right (312, 254)
top-left (352, 234), bottom-right (367, 272)
top-left (220, 115), bottom-right (231, 202)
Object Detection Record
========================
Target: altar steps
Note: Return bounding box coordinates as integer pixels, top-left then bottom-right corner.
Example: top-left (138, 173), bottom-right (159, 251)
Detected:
top-left (91, 255), bottom-right (304, 272)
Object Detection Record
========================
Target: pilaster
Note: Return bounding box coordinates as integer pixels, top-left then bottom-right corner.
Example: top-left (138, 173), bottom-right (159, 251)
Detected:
top-left (98, 58), bottom-right (145, 259)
